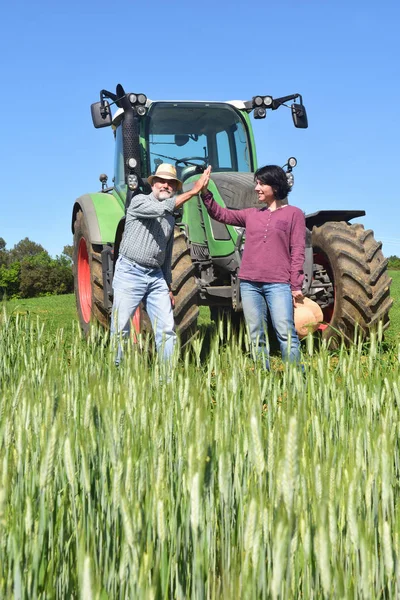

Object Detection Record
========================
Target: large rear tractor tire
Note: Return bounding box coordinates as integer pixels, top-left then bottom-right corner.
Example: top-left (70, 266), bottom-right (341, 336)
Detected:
top-left (311, 221), bottom-right (393, 348)
top-left (73, 211), bottom-right (110, 335)
top-left (171, 227), bottom-right (199, 345)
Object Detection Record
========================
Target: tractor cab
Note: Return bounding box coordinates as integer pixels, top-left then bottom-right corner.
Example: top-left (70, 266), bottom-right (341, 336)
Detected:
top-left (145, 101), bottom-right (255, 181)
top-left (111, 100), bottom-right (256, 200)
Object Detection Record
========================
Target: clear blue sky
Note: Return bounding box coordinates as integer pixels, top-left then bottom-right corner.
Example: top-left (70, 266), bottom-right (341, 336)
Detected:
top-left (1, 0), bottom-right (399, 257)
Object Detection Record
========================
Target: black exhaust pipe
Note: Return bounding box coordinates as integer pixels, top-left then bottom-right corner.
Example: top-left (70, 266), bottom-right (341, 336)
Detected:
top-left (116, 84), bottom-right (142, 181)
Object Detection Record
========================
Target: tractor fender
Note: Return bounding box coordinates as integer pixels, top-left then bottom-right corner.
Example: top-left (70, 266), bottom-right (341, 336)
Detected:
top-left (305, 210), bottom-right (365, 230)
top-left (302, 228), bottom-right (313, 295)
top-left (72, 193), bottom-right (125, 245)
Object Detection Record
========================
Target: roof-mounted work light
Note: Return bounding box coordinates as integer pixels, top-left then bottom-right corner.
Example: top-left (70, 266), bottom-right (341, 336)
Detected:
top-left (253, 96), bottom-right (263, 107)
top-left (128, 92), bottom-right (148, 116)
top-left (253, 106), bottom-right (266, 119)
top-left (252, 95), bottom-right (274, 119)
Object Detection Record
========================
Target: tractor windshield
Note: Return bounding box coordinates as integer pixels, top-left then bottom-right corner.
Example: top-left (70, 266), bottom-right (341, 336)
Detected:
top-left (146, 102), bottom-right (253, 180)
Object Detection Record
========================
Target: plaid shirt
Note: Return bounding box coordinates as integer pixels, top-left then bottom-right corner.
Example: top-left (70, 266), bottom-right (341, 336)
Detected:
top-left (119, 192), bottom-right (176, 285)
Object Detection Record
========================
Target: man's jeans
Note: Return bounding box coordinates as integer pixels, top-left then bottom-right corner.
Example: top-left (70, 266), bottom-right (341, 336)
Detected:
top-left (240, 281), bottom-right (301, 370)
top-left (111, 255), bottom-right (176, 365)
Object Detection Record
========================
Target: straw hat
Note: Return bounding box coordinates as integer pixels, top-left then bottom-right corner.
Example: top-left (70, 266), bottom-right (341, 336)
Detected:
top-left (294, 297), bottom-right (324, 338)
top-left (147, 163), bottom-right (183, 191)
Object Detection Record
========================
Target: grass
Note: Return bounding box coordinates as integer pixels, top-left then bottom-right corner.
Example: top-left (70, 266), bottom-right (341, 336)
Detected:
top-left (2, 270), bottom-right (400, 345)
top-left (4, 293), bottom-right (78, 339)
top-left (3, 294), bottom-right (213, 342)
top-left (387, 270), bottom-right (400, 344)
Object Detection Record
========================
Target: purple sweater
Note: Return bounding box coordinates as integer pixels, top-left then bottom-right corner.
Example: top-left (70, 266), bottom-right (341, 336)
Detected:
top-left (202, 191), bottom-right (306, 291)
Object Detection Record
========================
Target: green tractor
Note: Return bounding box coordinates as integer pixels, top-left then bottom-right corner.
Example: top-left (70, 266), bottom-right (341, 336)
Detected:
top-left (72, 84), bottom-right (393, 347)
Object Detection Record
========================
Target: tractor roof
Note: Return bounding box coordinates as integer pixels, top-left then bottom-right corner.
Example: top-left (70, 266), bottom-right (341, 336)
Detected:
top-left (111, 100), bottom-right (248, 128)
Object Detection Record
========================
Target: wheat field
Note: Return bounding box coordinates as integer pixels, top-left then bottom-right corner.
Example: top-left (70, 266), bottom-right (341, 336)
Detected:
top-left (1, 310), bottom-right (400, 598)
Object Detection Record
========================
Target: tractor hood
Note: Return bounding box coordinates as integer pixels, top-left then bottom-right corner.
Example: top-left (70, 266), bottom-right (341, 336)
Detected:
top-left (210, 173), bottom-right (260, 210)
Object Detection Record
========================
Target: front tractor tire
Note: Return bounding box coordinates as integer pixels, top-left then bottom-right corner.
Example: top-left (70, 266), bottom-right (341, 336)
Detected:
top-left (171, 227), bottom-right (199, 344)
top-left (311, 221), bottom-right (393, 348)
top-left (73, 217), bottom-right (198, 345)
top-left (73, 211), bottom-right (110, 335)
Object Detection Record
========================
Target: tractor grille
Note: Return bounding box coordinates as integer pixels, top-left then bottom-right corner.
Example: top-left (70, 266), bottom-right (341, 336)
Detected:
top-left (191, 243), bottom-right (210, 261)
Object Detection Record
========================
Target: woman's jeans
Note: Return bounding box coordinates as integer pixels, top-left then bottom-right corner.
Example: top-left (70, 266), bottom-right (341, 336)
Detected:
top-left (240, 280), bottom-right (301, 370)
top-left (111, 255), bottom-right (176, 365)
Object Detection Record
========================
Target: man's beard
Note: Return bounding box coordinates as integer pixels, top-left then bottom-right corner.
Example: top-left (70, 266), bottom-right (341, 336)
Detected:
top-left (154, 189), bottom-right (174, 200)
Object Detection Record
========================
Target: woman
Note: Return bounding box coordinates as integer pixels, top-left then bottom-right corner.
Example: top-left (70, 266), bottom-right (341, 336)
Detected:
top-left (200, 164), bottom-right (305, 370)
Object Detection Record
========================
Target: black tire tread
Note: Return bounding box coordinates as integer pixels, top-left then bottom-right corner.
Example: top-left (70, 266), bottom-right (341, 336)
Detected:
top-left (172, 227), bottom-right (199, 343)
top-left (311, 221), bottom-right (393, 347)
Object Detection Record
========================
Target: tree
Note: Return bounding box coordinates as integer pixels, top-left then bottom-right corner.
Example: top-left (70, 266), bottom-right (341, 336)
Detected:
top-left (62, 244), bottom-right (74, 263)
top-left (0, 237), bottom-right (8, 267)
top-left (48, 256), bottom-right (74, 295)
top-left (19, 252), bottom-right (51, 298)
top-left (0, 238), bottom-right (74, 299)
top-left (388, 255), bottom-right (400, 270)
top-left (0, 262), bottom-right (21, 299)
top-left (9, 237), bottom-right (48, 263)
top-left (18, 252), bottom-right (74, 298)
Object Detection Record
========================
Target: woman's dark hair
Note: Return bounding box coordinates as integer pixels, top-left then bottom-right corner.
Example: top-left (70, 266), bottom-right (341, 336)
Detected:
top-left (254, 165), bottom-right (291, 200)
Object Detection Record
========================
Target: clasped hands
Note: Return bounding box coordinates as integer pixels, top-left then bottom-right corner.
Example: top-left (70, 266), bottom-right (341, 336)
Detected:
top-left (191, 165), bottom-right (212, 196)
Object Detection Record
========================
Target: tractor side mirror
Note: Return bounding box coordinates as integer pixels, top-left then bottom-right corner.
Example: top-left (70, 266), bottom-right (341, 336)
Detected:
top-left (175, 134), bottom-right (189, 146)
top-left (91, 101), bottom-right (112, 128)
top-left (291, 103), bottom-right (308, 129)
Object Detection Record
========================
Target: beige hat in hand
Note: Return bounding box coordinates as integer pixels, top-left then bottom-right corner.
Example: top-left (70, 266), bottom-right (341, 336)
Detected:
top-left (294, 297), bottom-right (324, 338)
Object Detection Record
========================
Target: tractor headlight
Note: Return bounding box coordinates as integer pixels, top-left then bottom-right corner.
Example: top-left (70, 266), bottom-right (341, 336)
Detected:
top-left (127, 173), bottom-right (139, 190)
top-left (253, 96), bottom-right (263, 107)
top-left (128, 93), bottom-right (147, 112)
top-left (128, 157), bottom-right (137, 169)
top-left (253, 107), bottom-right (266, 119)
top-left (263, 95), bottom-right (273, 107)
top-left (286, 172), bottom-right (294, 187)
top-left (288, 156), bottom-right (297, 168)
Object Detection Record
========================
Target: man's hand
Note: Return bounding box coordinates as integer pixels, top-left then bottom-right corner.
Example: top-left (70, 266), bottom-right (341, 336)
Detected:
top-left (190, 166), bottom-right (212, 196)
top-left (169, 290), bottom-right (175, 308)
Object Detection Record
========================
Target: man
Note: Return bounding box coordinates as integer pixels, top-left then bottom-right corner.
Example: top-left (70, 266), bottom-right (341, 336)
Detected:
top-left (111, 163), bottom-right (207, 365)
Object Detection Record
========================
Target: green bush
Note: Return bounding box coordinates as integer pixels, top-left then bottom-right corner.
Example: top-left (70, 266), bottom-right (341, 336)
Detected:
top-left (388, 255), bottom-right (400, 270)
top-left (0, 261), bottom-right (21, 299)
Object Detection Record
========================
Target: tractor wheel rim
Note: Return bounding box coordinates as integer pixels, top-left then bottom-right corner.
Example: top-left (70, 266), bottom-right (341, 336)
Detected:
top-left (131, 307), bottom-right (142, 343)
top-left (77, 237), bottom-right (91, 323)
top-left (313, 251), bottom-right (335, 331)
